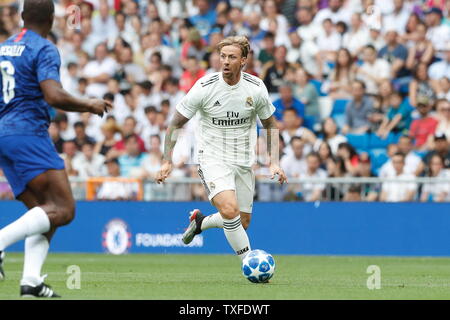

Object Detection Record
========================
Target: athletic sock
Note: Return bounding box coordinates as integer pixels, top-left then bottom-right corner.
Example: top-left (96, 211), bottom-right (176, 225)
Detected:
top-left (223, 216), bottom-right (251, 260)
top-left (0, 207), bottom-right (50, 251)
top-left (21, 234), bottom-right (49, 287)
top-left (201, 212), bottom-right (223, 230)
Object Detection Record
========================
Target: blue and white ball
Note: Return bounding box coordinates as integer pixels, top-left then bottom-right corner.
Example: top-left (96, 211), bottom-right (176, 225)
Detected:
top-left (242, 249), bottom-right (276, 283)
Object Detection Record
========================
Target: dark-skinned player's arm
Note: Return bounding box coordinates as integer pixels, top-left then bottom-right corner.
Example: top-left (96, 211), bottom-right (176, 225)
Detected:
top-left (260, 115), bottom-right (288, 185)
top-left (155, 111), bottom-right (190, 184)
top-left (40, 79), bottom-right (112, 116)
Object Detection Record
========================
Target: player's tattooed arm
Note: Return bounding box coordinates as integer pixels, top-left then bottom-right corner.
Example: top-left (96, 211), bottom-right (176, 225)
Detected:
top-left (260, 115), bottom-right (279, 164)
top-left (260, 115), bottom-right (288, 184)
top-left (156, 111), bottom-right (190, 184)
top-left (162, 111), bottom-right (190, 163)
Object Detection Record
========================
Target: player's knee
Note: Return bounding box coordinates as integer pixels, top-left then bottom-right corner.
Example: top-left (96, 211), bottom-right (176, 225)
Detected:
top-left (220, 203), bottom-right (240, 220)
top-left (58, 201), bottom-right (76, 226)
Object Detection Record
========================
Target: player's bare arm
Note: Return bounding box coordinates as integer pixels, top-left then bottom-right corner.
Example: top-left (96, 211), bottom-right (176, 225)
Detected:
top-left (156, 111), bottom-right (190, 184)
top-left (260, 115), bottom-right (288, 184)
top-left (40, 79), bottom-right (112, 116)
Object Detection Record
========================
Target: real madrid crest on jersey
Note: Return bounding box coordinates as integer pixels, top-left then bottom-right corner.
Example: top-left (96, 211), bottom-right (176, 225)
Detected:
top-left (245, 97), bottom-right (254, 108)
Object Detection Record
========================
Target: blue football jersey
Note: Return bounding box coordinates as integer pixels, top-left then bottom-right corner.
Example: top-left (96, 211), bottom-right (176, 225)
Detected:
top-left (0, 28), bottom-right (61, 137)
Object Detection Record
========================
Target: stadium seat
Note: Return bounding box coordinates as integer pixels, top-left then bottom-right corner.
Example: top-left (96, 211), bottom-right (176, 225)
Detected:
top-left (332, 114), bottom-right (346, 131)
top-left (330, 99), bottom-right (349, 117)
top-left (369, 148), bottom-right (389, 174)
top-left (368, 133), bottom-right (390, 149)
top-left (310, 79), bottom-right (327, 96)
top-left (346, 133), bottom-right (369, 151)
top-left (303, 115), bottom-right (317, 131)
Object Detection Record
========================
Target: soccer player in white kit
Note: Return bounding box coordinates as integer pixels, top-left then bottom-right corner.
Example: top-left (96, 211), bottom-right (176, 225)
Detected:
top-left (156, 36), bottom-right (287, 260)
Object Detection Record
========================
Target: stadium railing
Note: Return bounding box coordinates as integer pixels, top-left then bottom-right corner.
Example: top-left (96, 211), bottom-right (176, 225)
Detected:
top-left (1, 176), bottom-right (449, 202)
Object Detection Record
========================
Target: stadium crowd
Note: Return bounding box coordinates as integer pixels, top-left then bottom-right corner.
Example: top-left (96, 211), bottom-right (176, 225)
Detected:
top-left (0, 0), bottom-right (449, 202)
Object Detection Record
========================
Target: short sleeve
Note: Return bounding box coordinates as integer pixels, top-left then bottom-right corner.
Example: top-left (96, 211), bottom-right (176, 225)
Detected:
top-left (256, 84), bottom-right (276, 120)
top-left (175, 80), bottom-right (203, 119)
top-left (36, 43), bottom-right (61, 83)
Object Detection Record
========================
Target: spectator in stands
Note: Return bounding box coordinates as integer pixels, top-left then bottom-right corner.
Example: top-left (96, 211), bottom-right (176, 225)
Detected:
top-left (409, 100), bottom-right (439, 151)
top-left (409, 62), bottom-right (436, 108)
top-left (420, 154), bottom-right (450, 202)
top-left (355, 152), bottom-right (379, 201)
top-left (72, 121), bottom-right (96, 150)
top-left (49, 121), bottom-right (65, 154)
top-left (405, 22), bottom-right (434, 71)
top-left (434, 99), bottom-right (450, 141)
top-left (317, 117), bottom-right (347, 155)
top-left (292, 67), bottom-right (320, 119)
top-left (180, 28), bottom-right (208, 67)
top-left (317, 18), bottom-right (342, 66)
top-left (280, 136), bottom-right (307, 179)
top-left (424, 7), bottom-right (450, 60)
top-left (96, 157), bottom-right (138, 200)
top-left (179, 56), bottom-right (206, 93)
top-left (261, 45), bottom-right (291, 94)
top-left (317, 141), bottom-right (333, 170)
top-left (61, 140), bottom-right (80, 177)
top-left (54, 112), bottom-right (75, 141)
top-left (297, 152), bottom-right (328, 202)
top-left (322, 48), bottom-right (355, 100)
top-left (376, 91), bottom-right (412, 139)
top-left (94, 121), bottom-right (122, 158)
top-left (109, 116), bottom-right (146, 159)
top-left (82, 42), bottom-right (118, 98)
top-left (296, 6), bottom-right (321, 43)
top-left (421, 133), bottom-right (450, 172)
top-left (428, 47), bottom-right (450, 90)
top-left (380, 152), bottom-right (417, 202)
top-left (354, 45), bottom-right (391, 95)
top-left (281, 108), bottom-right (317, 155)
top-left (342, 80), bottom-right (374, 135)
top-left (243, 11), bottom-right (264, 47)
top-left (401, 12), bottom-right (421, 44)
top-left (343, 184), bottom-right (362, 201)
top-left (72, 141), bottom-right (106, 179)
top-left (336, 142), bottom-right (359, 176)
top-left (381, 135), bottom-right (423, 177)
top-left (313, 0), bottom-right (351, 25)
top-left (188, 0), bottom-right (217, 40)
top-left (378, 29), bottom-right (409, 81)
top-left (435, 77), bottom-right (449, 101)
top-left (118, 134), bottom-right (148, 178)
top-left (342, 12), bottom-right (370, 57)
top-left (383, 0), bottom-right (410, 35)
top-left (368, 80), bottom-right (393, 132)
top-left (140, 134), bottom-right (163, 180)
top-left (260, 0), bottom-right (289, 41)
top-left (273, 82), bottom-right (305, 121)
top-left (140, 106), bottom-right (161, 149)
top-left (257, 31), bottom-right (276, 65)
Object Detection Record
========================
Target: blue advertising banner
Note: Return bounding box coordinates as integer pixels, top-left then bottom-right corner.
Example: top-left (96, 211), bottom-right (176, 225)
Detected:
top-left (1, 201), bottom-right (450, 256)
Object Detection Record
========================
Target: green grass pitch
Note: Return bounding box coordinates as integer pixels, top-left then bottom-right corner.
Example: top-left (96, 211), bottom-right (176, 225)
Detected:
top-left (1, 253), bottom-right (450, 299)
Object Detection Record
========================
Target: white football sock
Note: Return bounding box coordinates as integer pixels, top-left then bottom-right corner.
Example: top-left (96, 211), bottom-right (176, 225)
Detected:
top-left (0, 207), bottom-right (50, 251)
top-left (201, 212), bottom-right (223, 230)
top-left (21, 234), bottom-right (49, 287)
top-left (223, 215), bottom-right (251, 260)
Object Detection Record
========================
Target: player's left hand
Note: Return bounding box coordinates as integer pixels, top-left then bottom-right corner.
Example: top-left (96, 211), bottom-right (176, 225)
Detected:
top-left (269, 164), bottom-right (288, 185)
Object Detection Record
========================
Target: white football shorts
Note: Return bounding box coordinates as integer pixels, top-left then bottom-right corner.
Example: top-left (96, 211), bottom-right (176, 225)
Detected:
top-left (197, 162), bottom-right (255, 213)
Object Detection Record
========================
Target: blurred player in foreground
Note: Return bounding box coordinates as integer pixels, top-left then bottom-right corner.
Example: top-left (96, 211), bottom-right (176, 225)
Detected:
top-left (0, 0), bottom-right (111, 297)
top-left (156, 36), bottom-right (287, 261)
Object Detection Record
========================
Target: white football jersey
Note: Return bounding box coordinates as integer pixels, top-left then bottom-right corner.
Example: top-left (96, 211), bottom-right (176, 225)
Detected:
top-left (176, 72), bottom-right (275, 167)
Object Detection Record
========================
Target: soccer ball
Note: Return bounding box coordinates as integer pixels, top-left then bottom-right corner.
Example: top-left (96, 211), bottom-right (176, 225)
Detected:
top-left (242, 249), bottom-right (275, 283)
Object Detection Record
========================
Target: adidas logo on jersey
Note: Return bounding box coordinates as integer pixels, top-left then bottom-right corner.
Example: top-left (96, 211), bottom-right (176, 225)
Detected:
top-left (213, 101), bottom-right (221, 107)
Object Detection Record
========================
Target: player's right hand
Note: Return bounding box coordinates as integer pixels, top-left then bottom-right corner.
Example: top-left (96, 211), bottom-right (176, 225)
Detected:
top-left (87, 99), bottom-right (113, 117)
top-left (156, 161), bottom-right (173, 184)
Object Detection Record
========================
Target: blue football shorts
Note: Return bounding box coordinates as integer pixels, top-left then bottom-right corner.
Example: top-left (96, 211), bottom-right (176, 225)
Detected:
top-left (0, 134), bottom-right (65, 198)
